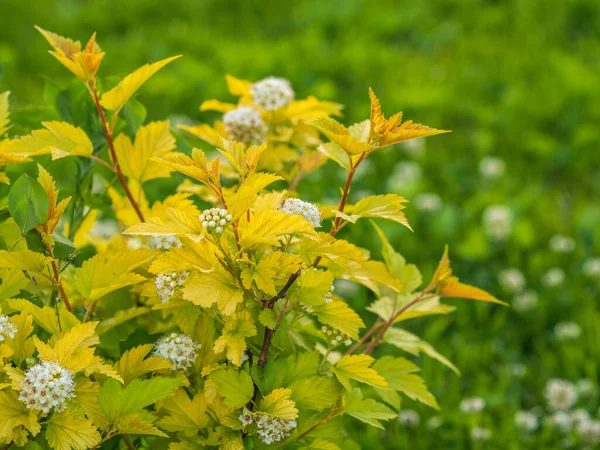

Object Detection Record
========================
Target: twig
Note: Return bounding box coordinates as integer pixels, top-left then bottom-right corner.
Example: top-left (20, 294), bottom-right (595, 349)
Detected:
top-left (47, 245), bottom-right (72, 313)
top-left (257, 269), bottom-right (302, 368)
top-left (122, 434), bottom-right (135, 450)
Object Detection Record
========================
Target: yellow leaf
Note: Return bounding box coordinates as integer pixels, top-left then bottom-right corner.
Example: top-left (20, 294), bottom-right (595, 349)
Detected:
top-left (0, 268), bottom-right (29, 298)
top-left (156, 389), bottom-right (209, 435)
top-left (100, 55), bottom-right (181, 112)
top-left (0, 390), bottom-right (40, 442)
top-left (200, 99), bottom-right (236, 113)
top-left (151, 148), bottom-right (209, 183)
top-left (115, 121), bottom-right (176, 183)
top-left (35, 164), bottom-right (72, 239)
top-left (74, 379), bottom-right (108, 429)
top-left (315, 300), bottom-right (364, 340)
top-left (6, 121), bottom-right (93, 159)
top-left (213, 310), bottom-right (257, 365)
top-left (332, 354), bottom-right (389, 391)
top-left (257, 388), bottom-right (298, 420)
top-left (7, 299), bottom-right (74, 335)
top-left (241, 252), bottom-right (302, 296)
top-left (226, 172), bottom-right (283, 221)
top-left (149, 239), bottom-right (218, 274)
top-left (5, 313), bottom-right (35, 361)
top-left (285, 96), bottom-right (343, 121)
top-left (124, 208), bottom-right (204, 241)
top-left (117, 413), bottom-right (167, 437)
top-left (115, 344), bottom-right (173, 383)
top-left (183, 268), bottom-right (244, 316)
top-left (342, 194), bottom-right (411, 231)
top-left (178, 124), bottom-right (225, 147)
top-left (431, 246), bottom-right (507, 306)
top-left (238, 208), bottom-right (316, 247)
top-left (46, 408), bottom-right (101, 450)
top-left (0, 249), bottom-right (52, 274)
top-left (225, 74), bottom-right (253, 97)
top-left (309, 117), bottom-right (373, 155)
top-left (35, 322), bottom-right (99, 365)
top-left (0, 91), bottom-right (10, 135)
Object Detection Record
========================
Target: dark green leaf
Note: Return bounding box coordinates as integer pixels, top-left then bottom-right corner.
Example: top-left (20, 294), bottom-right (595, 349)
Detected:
top-left (8, 174), bottom-right (49, 233)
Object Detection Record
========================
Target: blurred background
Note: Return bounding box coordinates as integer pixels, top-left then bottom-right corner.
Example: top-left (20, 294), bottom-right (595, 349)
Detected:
top-left (1, 0), bottom-right (599, 448)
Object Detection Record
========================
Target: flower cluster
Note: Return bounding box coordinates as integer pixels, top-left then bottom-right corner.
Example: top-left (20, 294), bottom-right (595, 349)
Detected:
top-left (279, 198), bottom-right (322, 228)
top-left (398, 409), bottom-right (420, 428)
top-left (147, 235), bottom-right (182, 250)
top-left (413, 192), bottom-right (442, 212)
top-left (470, 427), bottom-right (491, 441)
top-left (583, 257), bottom-right (600, 278)
top-left (251, 77), bottom-right (295, 110)
top-left (545, 379), bottom-right (577, 411)
top-left (19, 361), bottom-right (75, 414)
top-left (460, 397), bottom-right (486, 414)
top-left (542, 268), bottom-right (565, 287)
top-left (554, 321), bottom-right (581, 341)
top-left (238, 408), bottom-right (297, 445)
top-left (223, 106), bottom-right (267, 144)
top-left (549, 234), bottom-right (576, 253)
top-left (324, 285), bottom-right (334, 304)
top-left (155, 271), bottom-right (189, 303)
top-left (321, 325), bottom-right (352, 348)
top-left (0, 314), bottom-right (17, 341)
top-left (482, 204), bottom-right (512, 240)
top-left (478, 156), bottom-right (506, 179)
top-left (200, 208), bottom-right (232, 234)
top-left (515, 410), bottom-right (538, 432)
top-left (153, 333), bottom-right (200, 371)
top-left (498, 268), bottom-right (526, 293)
top-left (513, 289), bottom-right (538, 313)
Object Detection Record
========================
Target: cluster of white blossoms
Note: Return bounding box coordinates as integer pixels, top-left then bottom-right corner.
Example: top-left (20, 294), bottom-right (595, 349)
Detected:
top-left (200, 208), bottom-right (232, 234)
top-left (577, 417), bottom-right (600, 445)
top-left (470, 427), bottom-right (491, 441)
top-left (223, 106), bottom-right (267, 144)
top-left (482, 204), bottom-right (512, 240)
top-left (513, 289), bottom-right (539, 313)
top-left (398, 409), bottom-right (420, 428)
top-left (498, 268), bottom-right (526, 293)
top-left (155, 271), bottom-right (189, 303)
top-left (147, 235), bottom-right (182, 250)
top-left (554, 321), bottom-right (581, 341)
top-left (541, 267), bottom-right (565, 287)
top-left (0, 315), bottom-right (17, 341)
top-left (460, 397), bottom-right (486, 414)
top-left (239, 408), bottom-right (297, 445)
top-left (478, 156), bottom-right (506, 179)
top-left (413, 192), bottom-right (442, 212)
top-left (19, 361), bottom-right (75, 414)
top-left (549, 234), bottom-right (576, 253)
top-left (515, 410), bottom-right (538, 432)
top-left (251, 77), bottom-right (294, 110)
top-left (321, 325), bottom-right (352, 348)
top-left (583, 257), bottom-right (600, 278)
top-left (279, 198), bottom-right (322, 228)
top-left (153, 333), bottom-right (200, 371)
top-left (545, 379), bottom-right (577, 411)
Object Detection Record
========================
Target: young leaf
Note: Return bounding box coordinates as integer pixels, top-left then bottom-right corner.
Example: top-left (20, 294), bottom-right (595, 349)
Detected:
top-left (213, 310), bottom-right (257, 365)
top-left (115, 344), bottom-right (173, 383)
top-left (315, 300), bottom-right (364, 340)
top-left (45, 408), bottom-right (101, 450)
top-left (341, 194), bottom-right (411, 231)
top-left (100, 55), bottom-right (182, 112)
top-left (226, 172), bottom-right (283, 221)
top-left (343, 388), bottom-right (396, 429)
top-left (207, 368), bottom-right (254, 409)
top-left (257, 388), bottom-right (298, 420)
top-left (309, 117), bottom-right (373, 155)
top-left (331, 354), bottom-right (388, 391)
top-left (290, 376), bottom-right (342, 411)
top-left (8, 174), bottom-right (49, 233)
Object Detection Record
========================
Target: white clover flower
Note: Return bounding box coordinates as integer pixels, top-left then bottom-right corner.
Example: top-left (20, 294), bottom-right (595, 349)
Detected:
top-left (402, 139), bottom-right (425, 159)
top-left (251, 77), bottom-right (294, 110)
top-left (153, 333), bottom-right (200, 371)
top-left (583, 257), bottom-right (600, 278)
top-left (426, 416), bottom-right (443, 430)
top-left (478, 156), bottom-right (506, 179)
top-left (577, 419), bottom-right (600, 444)
top-left (387, 161), bottom-right (422, 192)
top-left (279, 198), bottom-right (322, 228)
top-left (542, 268), bottom-right (565, 287)
top-left (200, 207), bottom-right (232, 234)
top-left (223, 106), bottom-right (267, 143)
top-left (515, 411), bottom-right (538, 432)
top-left (554, 321), bottom-right (581, 341)
top-left (254, 413), bottom-right (297, 444)
top-left (570, 409), bottom-right (591, 428)
top-left (498, 268), bottom-right (526, 293)
top-left (548, 411), bottom-right (573, 433)
top-left (399, 409), bottom-right (420, 428)
top-left (483, 205), bottom-right (512, 240)
top-left (549, 235), bottom-right (576, 253)
top-left (155, 271), bottom-right (189, 304)
top-left (460, 397), bottom-right (486, 414)
top-left (576, 379), bottom-right (595, 396)
top-left (0, 315), bottom-right (18, 341)
top-left (545, 379), bottom-right (577, 411)
top-left (147, 235), bottom-right (182, 250)
top-left (19, 361), bottom-right (75, 414)
top-left (470, 427), bottom-right (491, 441)
top-left (413, 193), bottom-right (442, 212)
top-left (513, 289), bottom-right (538, 312)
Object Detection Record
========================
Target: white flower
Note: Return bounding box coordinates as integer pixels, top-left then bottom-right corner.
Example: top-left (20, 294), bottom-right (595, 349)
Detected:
top-left (19, 361), bottom-right (75, 414)
top-left (479, 156), bottom-right (506, 179)
top-left (155, 271), bottom-right (189, 304)
top-left (399, 409), bottom-right (420, 428)
top-left (251, 77), bottom-right (294, 110)
top-left (147, 236), bottom-right (182, 250)
top-left (413, 193), bottom-right (442, 212)
top-left (545, 379), bottom-right (577, 411)
top-left (460, 397), bottom-right (485, 414)
top-left (239, 407), bottom-right (253, 427)
top-left (513, 289), bottom-right (538, 312)
top-left (576, 379), bottom-right (595, 396)
top-left (320, 325), bottom-right (352, 348)
top-left (554, 321), bottom-right (581, 341)
top-left (223, 106), bottom-right (267, 143)
top-left (548, 411), bottom-right (573, 432)
top-left (200, 208), bottom-right (232, 234)
top-left (483, 205), bottom-right (512, 240)
top-left (549, 235), bottom-right (576, 253)
top-left (387, 161), bottom-right (422, 192)
top-left (583, 258), bottom-right (600, 278)
top-left (0, 315), bottom-right (18, 342)
top-left (279, 198), bottom-right (322, 228)
top-left (498, 268), bottom-right (526, 293)
top-left (515, 411), bottom-right (538, 432)
top-left (253, 413), bottom-right (297, 444)
top-left (577, 419), bottom-right (600, 444)
top-left (153, 333), bottom-right (200, 371)
top-left (324, 285), bottom-right (334, 304)
top-left (570, 409), bottom-right (591, 427)
top-left (470, 427), bottom-right (491, 441)
top-left (542, 268), bottom-right (565, 287)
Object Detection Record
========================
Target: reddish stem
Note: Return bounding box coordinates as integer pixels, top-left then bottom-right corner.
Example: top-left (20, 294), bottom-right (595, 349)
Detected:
top-left (47, 245), bottom-right (72, 313)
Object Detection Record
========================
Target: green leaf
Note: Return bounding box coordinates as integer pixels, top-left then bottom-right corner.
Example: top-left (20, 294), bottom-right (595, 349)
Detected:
top-left (331, 354), bottom-right (388, 391)
top-left (98, 378), bottom-right (122, 424)
top-left (290, 376), bottom-right (342, 411)
top-left (344, 388), bottom-right (396, 429)
top-left (258, 309), bottom-right (277, 329)
top-left (207, 369), bottom-right (254, 409)
top-left (8, 174), bottom-right (49, 233)
top-left (315, 300), bottom-right (364, 340)
top-left (119, 377), bottom-right (183, 417)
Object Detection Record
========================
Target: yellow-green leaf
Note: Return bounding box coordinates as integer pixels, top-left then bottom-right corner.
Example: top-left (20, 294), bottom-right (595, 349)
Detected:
top-left (6, 121), bottom-right (93, 159)
top-left (315, 300), bottom-right (364, 340)
top-left (183, 269), bottom-right (244, 316)
top-left (332, 354), bottom-right (388, 391)
top-left (46, 408), bottom-right (101, 450)
top-left (213, 310), bottom-right (257, 366)
top-left (257, 388), bottom-right (298, 420)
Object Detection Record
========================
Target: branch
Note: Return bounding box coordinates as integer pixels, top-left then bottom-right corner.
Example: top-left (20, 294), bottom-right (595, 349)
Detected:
top-left (47, 245), bottom-right (72, 313)
top-left (258, 269), bottom-right (302, 368)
